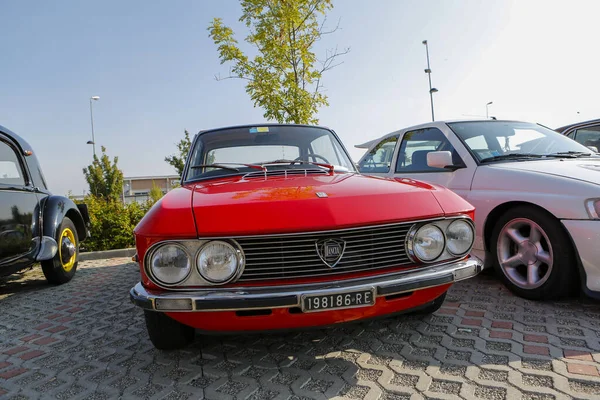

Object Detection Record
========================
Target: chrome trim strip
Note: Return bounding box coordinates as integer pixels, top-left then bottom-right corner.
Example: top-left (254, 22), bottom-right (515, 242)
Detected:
top-left (130, 256), bottom-right (483, 312)
top-left (195, 216), bottom-right (464, 240)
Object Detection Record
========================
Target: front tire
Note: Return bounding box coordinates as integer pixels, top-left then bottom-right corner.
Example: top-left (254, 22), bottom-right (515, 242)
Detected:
top-left (41, 217), bottom-right (79, 284)
top-left (490, 206), bottom-right (578, 300)
top-left (144, 311), bottom-right (195, 350)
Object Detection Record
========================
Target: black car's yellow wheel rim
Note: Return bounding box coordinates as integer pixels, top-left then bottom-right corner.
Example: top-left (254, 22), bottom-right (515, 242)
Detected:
top-left (59, 228), bottom-right (77, 272)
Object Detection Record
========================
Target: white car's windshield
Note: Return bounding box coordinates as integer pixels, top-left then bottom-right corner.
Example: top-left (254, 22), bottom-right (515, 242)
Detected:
top-left (448, 121), bottom-right (597, 163)
top-left (184, 125), bottom-right (355, 182)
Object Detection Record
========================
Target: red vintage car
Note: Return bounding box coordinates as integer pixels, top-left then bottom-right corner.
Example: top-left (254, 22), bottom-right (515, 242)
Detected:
top-left (130, 124), bottom-right (483, 349)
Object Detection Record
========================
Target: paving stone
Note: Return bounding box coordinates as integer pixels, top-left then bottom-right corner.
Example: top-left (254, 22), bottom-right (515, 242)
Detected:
top-left (523, 345), bottom-right (550, 356)
top-left (567, 364), bottom-right (600, 377)
top-left (564, 350), bottom-right (593, 361)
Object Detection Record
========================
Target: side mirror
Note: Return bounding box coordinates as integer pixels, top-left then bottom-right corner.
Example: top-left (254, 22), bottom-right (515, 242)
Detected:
top-left (587, 146), bottom-right (599, 153)
top-left (427, 151), bottom-right (465, 171)
top-left (427, 151), bottom-right (452, 168)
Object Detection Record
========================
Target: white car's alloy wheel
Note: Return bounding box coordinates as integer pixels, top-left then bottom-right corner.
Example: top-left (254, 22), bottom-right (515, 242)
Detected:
top-left (497, 218), bottom-right (553, 290)
top-left (491, 205), bottom-right (577, 300)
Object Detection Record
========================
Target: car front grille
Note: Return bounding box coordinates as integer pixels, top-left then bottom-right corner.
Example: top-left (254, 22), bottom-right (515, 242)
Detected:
top-left (235, 222), bottom-right (415, 282)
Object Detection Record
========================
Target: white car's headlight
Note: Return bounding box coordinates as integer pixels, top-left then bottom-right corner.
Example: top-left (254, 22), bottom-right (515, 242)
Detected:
top-left (197, 241), bottom-right (244, 284)
top-left (446, 219), bottom-right (475, 255)
top-left (410, 224), bottom-right (445, 262)
top-left (586, 199), bottom-right (600, 219)
top-left (150, 244), bottom-right (191, 285)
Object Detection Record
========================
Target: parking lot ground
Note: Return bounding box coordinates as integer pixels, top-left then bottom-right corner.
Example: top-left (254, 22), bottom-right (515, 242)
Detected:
top-left (1, 258), bottom-right (600, 399)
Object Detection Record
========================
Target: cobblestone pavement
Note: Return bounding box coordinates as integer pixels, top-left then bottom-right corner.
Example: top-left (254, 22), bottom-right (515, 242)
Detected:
top-left (2, 258), bottom-right (600, 399)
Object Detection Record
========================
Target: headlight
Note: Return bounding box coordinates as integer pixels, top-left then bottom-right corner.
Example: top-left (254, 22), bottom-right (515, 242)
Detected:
top-left (150, 244), bottom-right (191, 285)
top-left (446, 219), bottom-right (475, 255)
top-left (197, 241), bottom-right (243, 284)
top-left (410, 224), bottom-right (445, 262)
top-left (586, 199), bottom-right (600, 219)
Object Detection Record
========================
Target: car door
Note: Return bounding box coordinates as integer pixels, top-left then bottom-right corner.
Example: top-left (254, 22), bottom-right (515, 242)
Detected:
top-left (566, 124), bottom-right (600, 152)
top-left (389, 125), bottom-right (477, 198)
top-left (0, 135), bottom-right (40, 273)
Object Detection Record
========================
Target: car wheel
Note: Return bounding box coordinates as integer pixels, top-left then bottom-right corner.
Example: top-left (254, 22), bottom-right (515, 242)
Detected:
top-left (411, 291), bottom-right (447, 315)
top-left (490, 206), bottom-right (577, 300)
top-left (144, 310), bottom-right (195, 350)
top-left (41, 217), bottom-right (79, 284)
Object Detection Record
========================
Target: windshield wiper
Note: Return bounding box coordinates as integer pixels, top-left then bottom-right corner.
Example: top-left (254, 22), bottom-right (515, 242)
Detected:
top-left (190, 164), bottom-right (240, 172)
top-left (480, 153), bottom-right (544, 163)
top-left (190, 162), bottom-right (265, 172)
top-left (545, 151), bottom-right (592, 158)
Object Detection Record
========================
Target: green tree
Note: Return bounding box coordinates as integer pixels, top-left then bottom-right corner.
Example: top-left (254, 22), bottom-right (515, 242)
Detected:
top-left (83, 146), bottom-right (124, 202)
top-left (208, 0), bottom-right (348, 124)
top-left (165, 130), bottom-right (192, 176)
top-left (149, 182), bottom-right (164, 203)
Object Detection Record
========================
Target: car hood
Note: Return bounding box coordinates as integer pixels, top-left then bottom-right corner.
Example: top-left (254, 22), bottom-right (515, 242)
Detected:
top-left (191, 173), bottom-right (451, 236)
top-left (488, 158), bottom-right (600, 185)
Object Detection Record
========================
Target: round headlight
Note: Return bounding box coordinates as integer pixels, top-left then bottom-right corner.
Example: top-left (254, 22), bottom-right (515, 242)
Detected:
top-left (150, 244), bottom-right (191, 285)
top-left (446, 219), bottom-right (474, 255)
top-left (411, 224), bottom-right (445, 262)
top-left (197, 241), bottom-right (242, 284)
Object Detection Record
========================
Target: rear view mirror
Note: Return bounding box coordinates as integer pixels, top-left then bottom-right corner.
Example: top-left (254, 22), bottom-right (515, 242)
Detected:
top-left (587, 146), bottom-right (599, 153)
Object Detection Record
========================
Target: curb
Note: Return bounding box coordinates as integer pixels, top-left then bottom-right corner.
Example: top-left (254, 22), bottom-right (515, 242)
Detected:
top-left (79, 248), bottom-right (136, 261)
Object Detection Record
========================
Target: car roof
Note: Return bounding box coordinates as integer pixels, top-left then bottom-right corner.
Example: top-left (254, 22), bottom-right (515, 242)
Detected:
top-left (197, 123), bottom-right (334, 135)
top-left (0, 124), bottom-right (34, 154)
top-left (354, 119), bottom-right (525, 149)
top-left (555, 118), bottom-right (600, 133)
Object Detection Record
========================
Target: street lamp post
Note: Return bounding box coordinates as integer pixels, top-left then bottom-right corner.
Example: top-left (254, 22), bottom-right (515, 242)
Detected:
top-left (422, 40), bottom-right (438, 122)
top-left (486, 101), bottom-right (493, 119)
top-left (88, 96), bottom-right (100, 157)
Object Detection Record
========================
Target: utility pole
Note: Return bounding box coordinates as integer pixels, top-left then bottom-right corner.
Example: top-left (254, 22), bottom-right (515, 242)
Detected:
top-left (422, 40), bottom-right (438, 121)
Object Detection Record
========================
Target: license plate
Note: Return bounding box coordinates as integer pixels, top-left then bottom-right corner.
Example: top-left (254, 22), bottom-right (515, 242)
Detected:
top-left (301, 289), bottom-right (375, 313)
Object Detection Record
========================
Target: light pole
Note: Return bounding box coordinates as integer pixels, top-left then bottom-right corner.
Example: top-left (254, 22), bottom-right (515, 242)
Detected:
top-left (422, 40), bottom-right (438, 121)
top-left (486, 101), bottom-right (493, 119)
top-left (88, 96), bottom-right (100, 157)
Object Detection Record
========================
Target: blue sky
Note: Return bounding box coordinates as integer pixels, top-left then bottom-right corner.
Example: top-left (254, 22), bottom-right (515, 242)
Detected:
top-left (2, 0), bottom-right (599, 196)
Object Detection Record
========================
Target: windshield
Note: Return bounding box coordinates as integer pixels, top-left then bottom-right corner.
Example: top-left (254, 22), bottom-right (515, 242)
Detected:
top-left (448, 121), bottom-right (596, 162)
top-left (184, 125), bottom-right (355, 182)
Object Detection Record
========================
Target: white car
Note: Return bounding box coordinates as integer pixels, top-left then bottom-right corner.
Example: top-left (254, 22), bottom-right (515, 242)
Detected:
top-left (356, 120), bottom-right (600, 300)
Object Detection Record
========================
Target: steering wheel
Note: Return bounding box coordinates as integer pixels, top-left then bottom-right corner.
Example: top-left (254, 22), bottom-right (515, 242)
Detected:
top-left (294, 154), bottom-right (331, 164)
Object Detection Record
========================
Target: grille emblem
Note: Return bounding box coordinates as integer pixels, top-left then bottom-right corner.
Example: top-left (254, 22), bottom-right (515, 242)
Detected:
top-left (315, 238), bottom-right (346, 268)
top-left (315, 192), bottom-right (328, 198)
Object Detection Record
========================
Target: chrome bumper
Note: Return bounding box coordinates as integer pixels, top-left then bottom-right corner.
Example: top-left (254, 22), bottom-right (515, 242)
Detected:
top-left (130, 257), bottom-right (483, 312)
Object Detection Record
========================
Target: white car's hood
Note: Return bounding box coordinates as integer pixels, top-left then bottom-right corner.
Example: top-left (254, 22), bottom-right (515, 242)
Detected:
top-left (489, 158), bottom-right (600, 186)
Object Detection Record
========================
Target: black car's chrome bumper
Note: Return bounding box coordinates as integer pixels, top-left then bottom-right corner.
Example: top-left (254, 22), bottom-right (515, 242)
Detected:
top-left (130, 256), bottom-right (483, 312)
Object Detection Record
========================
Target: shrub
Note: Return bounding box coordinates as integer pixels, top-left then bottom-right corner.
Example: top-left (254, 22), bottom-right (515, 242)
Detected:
top-left (77, 196), bottom-right (154, 252)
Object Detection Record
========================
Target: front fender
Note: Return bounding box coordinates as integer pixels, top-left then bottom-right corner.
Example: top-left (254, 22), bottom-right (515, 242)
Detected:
top-left (42, 195), bottom-right (89, 242)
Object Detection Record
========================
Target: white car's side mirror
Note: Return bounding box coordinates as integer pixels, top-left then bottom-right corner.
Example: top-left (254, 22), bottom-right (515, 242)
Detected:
top-left (587, 145), bottom-right (599, 153)
top-left (427, 151), bottom-right (453, 169)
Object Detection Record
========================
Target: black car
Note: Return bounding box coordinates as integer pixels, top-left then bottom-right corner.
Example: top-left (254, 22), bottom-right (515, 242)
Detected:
top-left (0, 125), bottom-right (90, 283)
top-left (556, 118), bottom-right (600, 152)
